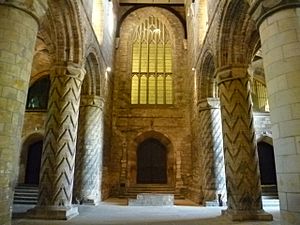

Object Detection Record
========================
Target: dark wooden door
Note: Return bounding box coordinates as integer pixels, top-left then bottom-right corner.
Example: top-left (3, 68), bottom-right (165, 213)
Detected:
top-left (137, 138), bottom-right (167, 184)
top-left (25, 140), bottom-right (43, 185)
top-left (257, 142), bottom-right (277, 185)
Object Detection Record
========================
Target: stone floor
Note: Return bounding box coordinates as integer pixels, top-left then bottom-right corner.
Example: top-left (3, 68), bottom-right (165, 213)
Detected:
top-left (12, 198), bottom-right (281, 225)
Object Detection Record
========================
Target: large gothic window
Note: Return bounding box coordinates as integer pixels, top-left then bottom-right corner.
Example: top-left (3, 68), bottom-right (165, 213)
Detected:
top-left (26, 76), bottom-right (50, 111)
top-left (131, 16), bottom-right (173, 105)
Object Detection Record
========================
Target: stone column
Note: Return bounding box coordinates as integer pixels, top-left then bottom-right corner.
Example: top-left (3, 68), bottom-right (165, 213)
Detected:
top-left (250, 1), bottom-right (300, 224)
top-left (198, 98), bottom-right (226, 206)
top-left (28, 63), bottom-right (85, 220)
top-left (0, 1), bottom-right (47, 224)
top-left (217, 66), bottom-right (272, 221)
top-left (73, 95), bottom-right (104, 205)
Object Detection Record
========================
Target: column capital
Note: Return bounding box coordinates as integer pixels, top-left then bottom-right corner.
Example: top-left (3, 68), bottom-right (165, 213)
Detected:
top-left (0, 0), bottom-right (48, 25)
top-left (216, 65), bottom-right (249, 85)
top-left (51, 62), bottom-right (86, 83)
top-left (80, 95), bottom-right (105, 109)
top-left (198, 98), bottom-right (220, 112)
top-left (249, 0), bottom-right (300, 26)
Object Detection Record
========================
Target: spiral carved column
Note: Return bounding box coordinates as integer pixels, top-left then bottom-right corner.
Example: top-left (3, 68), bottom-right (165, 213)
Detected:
top-left (73, 95), bottom-right (104, 205)
top-left (217, 67), bottom-right (272, 221)
top-left (28, 63), bottom-right (85, 220)
top-left (198, 98), bottom-right (226, 206)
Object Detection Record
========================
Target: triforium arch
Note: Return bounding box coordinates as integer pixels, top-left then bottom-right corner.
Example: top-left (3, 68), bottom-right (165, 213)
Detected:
top-left (198, 50), bottom-right (217, 99)
top-left (131, 131), bottom-right (174, 186)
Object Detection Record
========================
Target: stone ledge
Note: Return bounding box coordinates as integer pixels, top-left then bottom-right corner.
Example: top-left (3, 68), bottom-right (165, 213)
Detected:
top-left (27, 205), bottom-right (78, 220)
top-left (128, 193), bottom-right (174, 206)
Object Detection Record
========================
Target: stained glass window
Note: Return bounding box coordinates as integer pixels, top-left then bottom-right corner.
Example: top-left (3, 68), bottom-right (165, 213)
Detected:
top-left (131, 16), bottom-right (173, 105)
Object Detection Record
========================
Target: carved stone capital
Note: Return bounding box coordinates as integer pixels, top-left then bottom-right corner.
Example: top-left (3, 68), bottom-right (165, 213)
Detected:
top-left (198, 98), bottom-right (220, 112)
top-left (80, 95), bottom-right (105, 109)
top-left (0, 0), bottom-right (48, 25)
top-left (51, 62), bottom-right (86, 83)
top-left (249, 0), bottom-right (300, 26)
top-left (216, 66), bottom-right (249, 85)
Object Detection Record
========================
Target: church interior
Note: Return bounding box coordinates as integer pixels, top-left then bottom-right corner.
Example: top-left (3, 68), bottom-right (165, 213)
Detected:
top-left (0, 0), bottom-right (300, 224)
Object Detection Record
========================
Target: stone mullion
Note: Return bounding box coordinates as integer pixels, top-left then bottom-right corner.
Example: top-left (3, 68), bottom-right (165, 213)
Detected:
top-left (198, 98), bottom-right (226, 206)
top-left (0, 2), bottom-right (47, 224)
top-left (217, 68), bottom-right (272, 220)
top-left (29, 64), bottom-right (85, 219)
top-left (73, 95), bottom-right (104, 205)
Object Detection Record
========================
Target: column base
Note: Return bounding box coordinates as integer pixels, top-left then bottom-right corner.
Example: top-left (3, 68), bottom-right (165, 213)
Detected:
top-left (81, 198), bottom-right (100, 206)
top-left (27, 205), bottom-right (78, 220)
top-left (222, 208), bottom-right (273, 221)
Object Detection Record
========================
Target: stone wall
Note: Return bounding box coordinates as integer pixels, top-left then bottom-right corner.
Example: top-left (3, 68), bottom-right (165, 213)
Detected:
top-left (111, 5), bottom-right (191, 196)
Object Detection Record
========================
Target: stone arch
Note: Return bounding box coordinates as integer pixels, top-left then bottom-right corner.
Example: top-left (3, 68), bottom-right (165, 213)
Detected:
top-left (117, 6), bottom-right (187, 38)
top-left (198, 50), bottom-right (217, 99)
top-left (217, 0), bottom-right (258, 67)
top-left (19, 132), bottom-right (44, 184)
top-left (127, 131), bottom-right (175, 186)
top-left (117, 7), bottom-right (186, 106)
top-left (257, 135), bottom-right (273, 146)
top-left (47, 0), bottom-right (84, 64)
top-left (82, 53), bottom-right (100, 96)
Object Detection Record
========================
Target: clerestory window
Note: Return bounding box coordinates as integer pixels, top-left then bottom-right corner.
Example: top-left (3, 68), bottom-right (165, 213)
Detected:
top-left (26, 76), bottom-right (50, 111)
top-left (131, 16), bottom-right (173, 105)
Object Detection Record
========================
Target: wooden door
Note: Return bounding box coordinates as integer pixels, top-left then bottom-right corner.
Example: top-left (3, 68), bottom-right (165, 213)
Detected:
top-left (137, 138), bottom-right (167, 184)
top-left (25, 140), bottom-right (43, 185)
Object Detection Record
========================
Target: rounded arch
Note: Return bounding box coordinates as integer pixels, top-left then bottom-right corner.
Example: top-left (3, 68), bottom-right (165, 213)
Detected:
top-left (217, 0), bottom-right (258, 68)
top-left (198, 50), bottom-right (217, 99)
top-left (47, 0), bottom-right (84, 64)
top-left (126, 130), bottom-right (174, 186)
top-left (19, 132), bottom-right (44, 184)
top-left (117, 5), bottom-right (187, 38)
top-left (82, 53), bottom-right (101, 96)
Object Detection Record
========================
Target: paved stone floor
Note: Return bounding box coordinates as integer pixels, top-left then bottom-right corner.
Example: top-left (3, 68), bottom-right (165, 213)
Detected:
top-left (12, 199), bottom-right (281, 225)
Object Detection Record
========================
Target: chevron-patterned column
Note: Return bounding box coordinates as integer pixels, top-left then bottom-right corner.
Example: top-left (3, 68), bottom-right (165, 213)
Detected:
top-left (73, 95), bottom-right (104, 205)
top-left (28, 63), bottom-right (85, 220)
top-left (198, 98), bottom-right (226, 206)
top-left (217, 67), bottom-right (272, 221)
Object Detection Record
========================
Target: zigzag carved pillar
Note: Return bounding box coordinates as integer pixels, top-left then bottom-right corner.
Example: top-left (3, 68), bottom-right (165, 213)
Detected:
top-left (73, 95), bottom-right (104, 205)
top-left (198, 98), bottom-right (226, 206)
top-left (217, 67), bottom-right (272, 221)
top-left (28, 63), bottom-right (85, 220)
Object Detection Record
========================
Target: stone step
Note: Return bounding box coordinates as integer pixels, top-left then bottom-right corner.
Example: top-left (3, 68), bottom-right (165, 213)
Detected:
top-left (128, 193), bottom-right (174, 206)
top-left (123, 185), bottom-right (184, 199)
top-left (13, 184), bottom-right (38, 205)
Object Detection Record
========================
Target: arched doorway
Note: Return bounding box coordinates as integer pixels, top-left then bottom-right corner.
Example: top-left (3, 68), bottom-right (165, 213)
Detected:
top-left (25, 140), bottom-right (43, 185)
top-left (257, 141), bottom-right (277, 185)
top-left (137, 138), bottom-right (167, 184)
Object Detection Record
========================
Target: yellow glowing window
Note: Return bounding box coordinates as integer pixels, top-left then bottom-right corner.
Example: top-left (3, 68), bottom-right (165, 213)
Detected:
top-left (130, 16), bottom-right (173, 105)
